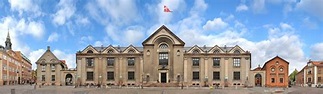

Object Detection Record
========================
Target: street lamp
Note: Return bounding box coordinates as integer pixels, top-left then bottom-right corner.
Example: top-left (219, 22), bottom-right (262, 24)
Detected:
top-left (99, 75), bottom-right (102, 88)
top-left (204, 76), bottom-right (208, 87)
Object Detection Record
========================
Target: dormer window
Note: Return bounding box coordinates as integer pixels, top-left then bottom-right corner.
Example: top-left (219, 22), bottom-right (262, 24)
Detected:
top-left (234, 50), bottom-right (240, 54)
top-left (107, 50), bottom-right (114, 54)
top-left (87, 50), bottom-right (93, 53)
top-left (128, 49), bottom-right (135, 53)
top-left (214, 50), bottom-right (220, 54)
top-left (193, 49), bottom-right (199, 54)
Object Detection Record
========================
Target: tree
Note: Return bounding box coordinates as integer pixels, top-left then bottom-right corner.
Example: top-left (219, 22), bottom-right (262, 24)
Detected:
top-left (289, 69), bottom-right (298, 82)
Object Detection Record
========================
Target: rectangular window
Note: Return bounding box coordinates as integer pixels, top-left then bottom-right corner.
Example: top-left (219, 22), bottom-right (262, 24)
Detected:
top-left (128, 71), bottom-right (135, 80)
top-left (213, 71), bottom-right (220, 80)
top-left (233, 72), bottom-right (240, 80)
top-left (42, 75), bottom-right (45, 81)
top-left (86, 72), bottom-right (94, 81)
top-left (213, 58), bottom-right (220, 67)
top-left (233, 58), bottom-right (241, 67)
top-left (308, 78), bottom-right (312, 83)
top-left (41, 64), bottom-right (46, 71)
top-left (51, 64), bottom-right (55, 71)
top-left (159, 52), bottom-right (168, 65)
top-left (128, 57), bottom-right (135, 66)
top-left (86, 58), bottom-right (94, 67)
top-left (193, 71), bottom-right (199, 80)
top-left (319, 70), bottom-right (322, 74)
top-left (107, 72), bottom-right (114, 81)
top-left (51, 75), bottom-right (55, 81)
top-left (107, 57), bottom-right (114, 66)
top-left (318, 77), bottom-right (322, 82)
top-left (271, 78), bottom-right (275, 83)
top-left (280, 78), bottom-right (283, 83)
top-left (192, 58), bottom-right (200, 66)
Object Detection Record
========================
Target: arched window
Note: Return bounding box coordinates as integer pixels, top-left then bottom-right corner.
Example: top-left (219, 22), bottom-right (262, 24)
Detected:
top-left (159, 44), bottom-right (168, 49)
top-left (214, 49), bottom-right (220, 54)
top-left (128, 49), bottom-right (135, 53)
top-left (107, 50), bottom-right (114, 54)
top-left (193, 49), bottom-right (199, 54)
top-left (234, 50), bottom-right (240, 54)
top-left (87, 50), bottom-right (93, 53)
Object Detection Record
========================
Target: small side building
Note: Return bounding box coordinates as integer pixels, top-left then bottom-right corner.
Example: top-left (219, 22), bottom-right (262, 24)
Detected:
top-left (250, 56), bottom-right (289, 87)
top-left (295, 60), bottom-right (323, 87)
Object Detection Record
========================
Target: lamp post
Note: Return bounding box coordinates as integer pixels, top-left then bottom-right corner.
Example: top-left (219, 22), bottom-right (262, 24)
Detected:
top-left (141, 74), bottom-right (144, 89)
top-left (99, 75), bottom-right (102, 88)
top-left (204, 76), bottom-right (208, 87)
top-left (74, 73), bottom-right (77, 88)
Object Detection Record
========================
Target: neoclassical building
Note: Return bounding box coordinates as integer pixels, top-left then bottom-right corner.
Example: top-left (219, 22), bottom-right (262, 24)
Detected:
top-left (75, 25), bottom-right (252, 87)
top-left (36, 46), bottom-right (76, 86)
top-left (296, 60), bottom-right (323, 87)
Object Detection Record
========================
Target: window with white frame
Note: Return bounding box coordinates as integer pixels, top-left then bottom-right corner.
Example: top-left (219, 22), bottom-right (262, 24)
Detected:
top-left (233, 58), bottom-right (241, 67)
top-left (51, 64), bottom-right (55, 71)
top-left (128, 57), bottom-right (135, 66)
top-left (107, 57), bottom-right (115, 66)
top-left (192, 58), bottom-right (200, 66)
top-left (41, 64), bottom-right (46, 71)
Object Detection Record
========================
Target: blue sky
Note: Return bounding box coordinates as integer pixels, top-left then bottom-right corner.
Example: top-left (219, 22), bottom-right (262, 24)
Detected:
top-left (0, 0), bottom-right (322, 73)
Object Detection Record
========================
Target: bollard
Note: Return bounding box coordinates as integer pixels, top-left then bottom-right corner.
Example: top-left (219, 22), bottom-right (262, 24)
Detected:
top-left (11, 89), bottom-right (15, 94)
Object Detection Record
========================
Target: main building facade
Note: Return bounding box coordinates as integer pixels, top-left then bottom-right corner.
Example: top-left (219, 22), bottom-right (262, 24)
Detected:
top-left (75, 25), bottom-right (251, 87)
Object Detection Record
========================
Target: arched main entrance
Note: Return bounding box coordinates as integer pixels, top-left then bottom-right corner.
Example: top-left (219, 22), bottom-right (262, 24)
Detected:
top-left (65, 74), bottom-right (73, 86)
top-left (255, 73), bottom-right (262, 86)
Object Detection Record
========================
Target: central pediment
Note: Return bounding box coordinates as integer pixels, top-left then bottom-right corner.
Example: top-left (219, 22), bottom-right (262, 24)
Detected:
top-left (142, 25), bottom-right (185, 46)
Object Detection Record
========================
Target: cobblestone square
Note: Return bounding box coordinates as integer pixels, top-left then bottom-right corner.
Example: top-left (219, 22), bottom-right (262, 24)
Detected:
top-left (1, 85), bottom-right (323, 94)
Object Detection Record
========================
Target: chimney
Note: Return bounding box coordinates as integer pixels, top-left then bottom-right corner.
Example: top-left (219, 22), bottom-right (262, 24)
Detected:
top-left (47, 46), bottom-right (50, 51)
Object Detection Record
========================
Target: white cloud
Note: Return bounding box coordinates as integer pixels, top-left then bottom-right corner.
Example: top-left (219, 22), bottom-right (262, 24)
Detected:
top-left (52, 0), bottom-right (76, 25)
top-left (47, 32), bottom-right (60, 42)
top-left (94, 41), bottom-right (103, 46)
top-left (236, 4), bottom-right (248, 12)
top-left (302, 17), bottom-right (317, 29)
top-left (79, 36), bottom-right (93, 45)
top-left (296, 0), bottom-right (323, 20)
top-left (124, 27), bottom-right (145, 45)
top-left (86, 0), bottom-right (140, 25)
top-left (310, 43), bottom-right (323, 60)
top-left (203, 18), bottom-right (228, 31)
top-left (251, 0), bottom-right (266, 14)
top-left (75, 16), bottom-right (90, 26)
top-left (8, 0), bottom-right (42, 16)
top-left (52, 50), bottom-right (75, 69)
top-left (27, 49), bottom-right (46, 69)
top-left (15, 18), bottom-right (45, 39)
top-left (105, 25), bottom-right (145, 45)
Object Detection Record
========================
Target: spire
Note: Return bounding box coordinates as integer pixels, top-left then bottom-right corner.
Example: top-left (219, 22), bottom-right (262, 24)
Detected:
top-left (5, 29), bottom-right (12, 50)
top-left (7, 28), bottom-right (10, 39)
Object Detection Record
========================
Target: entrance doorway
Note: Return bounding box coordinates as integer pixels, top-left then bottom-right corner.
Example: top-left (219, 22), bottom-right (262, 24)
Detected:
top-left (65, 74), bottom-right (73, 85)
top-left (255, 73), bottom-right (262, 86)
top-left (160, 73), bottom-right (167, 83)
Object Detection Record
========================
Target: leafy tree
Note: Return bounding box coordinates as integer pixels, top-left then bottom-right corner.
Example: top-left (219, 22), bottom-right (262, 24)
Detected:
top-left (289, 69), bottom-right (298, 82)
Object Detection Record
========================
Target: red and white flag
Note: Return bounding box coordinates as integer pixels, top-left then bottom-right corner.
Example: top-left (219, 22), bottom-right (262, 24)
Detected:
top-left (164, 5), bottom-right (172, 12)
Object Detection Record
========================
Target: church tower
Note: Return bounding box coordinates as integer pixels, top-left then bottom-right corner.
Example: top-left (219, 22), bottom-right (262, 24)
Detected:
top-left (5, 30), bottom-right (12, 50)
